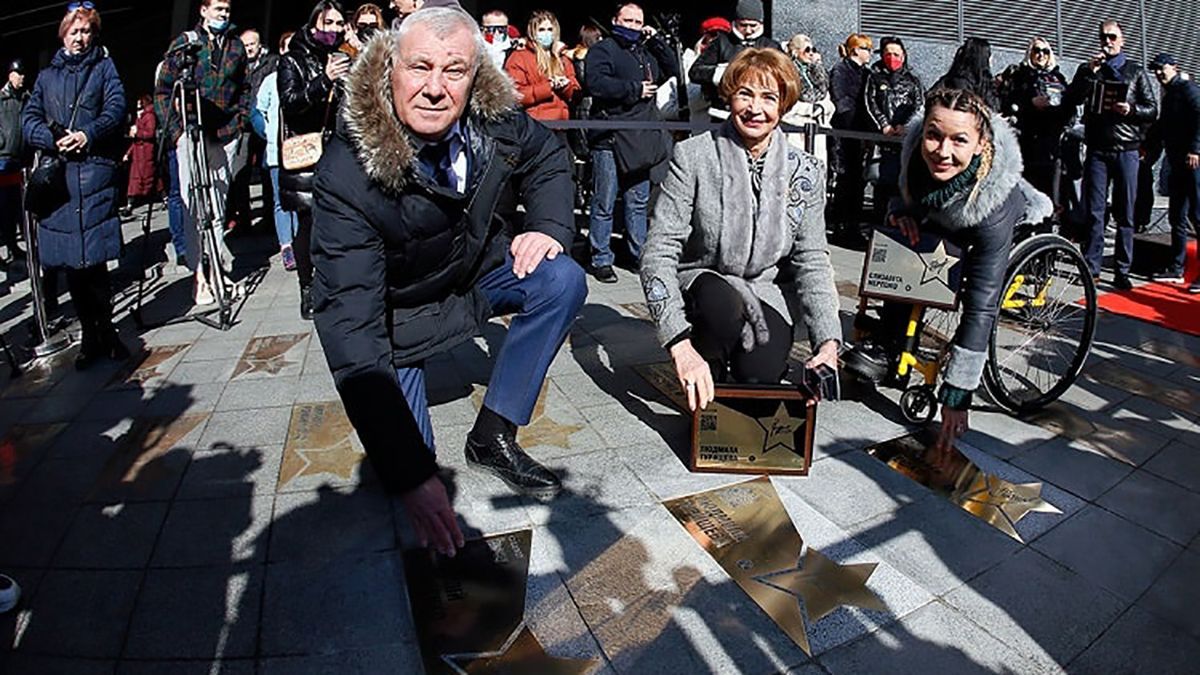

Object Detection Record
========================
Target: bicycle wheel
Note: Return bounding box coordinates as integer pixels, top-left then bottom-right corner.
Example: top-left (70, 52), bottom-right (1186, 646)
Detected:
top-left (984, 234), bottom-right (1097, 413)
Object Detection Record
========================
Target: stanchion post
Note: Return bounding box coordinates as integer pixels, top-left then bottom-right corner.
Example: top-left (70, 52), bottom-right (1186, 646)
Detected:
top-left (19, 164), bottom-right (72, 358)
top-left (804, 122), bottom-right (817, 156)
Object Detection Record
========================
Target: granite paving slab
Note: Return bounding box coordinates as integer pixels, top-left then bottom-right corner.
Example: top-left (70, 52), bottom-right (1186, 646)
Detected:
top-left (151, 495), bottom-right (274, 567)
top-left (1096, 470), bottom-right (1200, 545)
top-left (1137, 549), bottom-right (1200, 641)
top-left (268, 487), bottom-right (393, 564)
top-left (53, 501), bottom-right (170, 569)
top-left (1143, 440), bottom-right (1200, 493)
top-left (123, 566), bottom-right (263, 659)
top-left (1067, 606), bottom-right (1200, 675)
top-left (15, 569), bottom-right (142, 658)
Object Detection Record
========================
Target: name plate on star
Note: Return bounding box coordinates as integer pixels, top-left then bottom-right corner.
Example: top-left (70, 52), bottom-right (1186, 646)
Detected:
top-left (860, 228), bottom-right (963, 309)
top-left (691, 385), bottom-right (815, 476)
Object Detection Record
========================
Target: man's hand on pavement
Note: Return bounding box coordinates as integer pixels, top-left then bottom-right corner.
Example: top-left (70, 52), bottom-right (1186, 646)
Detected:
top-left (510, 232), bottom-right (563, 279)
top-left (401, 474), bottom-right (464, 557)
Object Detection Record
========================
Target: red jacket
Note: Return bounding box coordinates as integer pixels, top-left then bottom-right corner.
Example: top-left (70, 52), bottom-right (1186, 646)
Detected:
top-left (504, 47), bottom-right (580, 121)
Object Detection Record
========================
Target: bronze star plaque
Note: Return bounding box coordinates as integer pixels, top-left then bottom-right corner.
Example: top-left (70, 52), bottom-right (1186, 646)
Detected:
top-left (231, 333), bottom-right (308, 379)
top-left (664, 477), bottom-right (886, 655)
top-left (865, 430), bottom-right (1061, 543)
top-left (633, 361), bottom-right (689, 411)
top-left (279, 401), bottom-right (364, 488)
top-left (470, 383), bottom-right (583, 450)
top-left (89, 414), bottom-right (210, 499)
top-left (0, 423), bottom-right (68, 487)
top-left (109, 344), bottom-right (189, 387)
top-left (405, 530), bottom-right (597, 674)
top-left (691, 385), bottom-right (815, 476)
top-left (1138, 339), bottom-right (1200, 369)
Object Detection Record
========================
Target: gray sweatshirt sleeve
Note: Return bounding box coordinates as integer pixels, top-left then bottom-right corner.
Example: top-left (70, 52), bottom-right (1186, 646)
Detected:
top-left (640, 147), bottom-right (696, 347)
top-left (786, 158), bottom-right (843, 349)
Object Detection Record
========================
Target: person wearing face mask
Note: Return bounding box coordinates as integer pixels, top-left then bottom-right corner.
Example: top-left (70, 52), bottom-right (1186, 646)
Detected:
top-left (154, 0), bottom-right (251, 306)
top-left (22, 3), bottom-right (130, 369)
top-left (348, 3), bottom-right (385, 52)
top-left (828, 33), bottom-right (874, 245)
top-left (864, 36), bottom-right (924, 221)
top-left (481, 10), bottom-right (520, 70)
top-left (997, 38), bottom-right (1073, 202)
top-left (278, 0), bottom-right (350, 321)
top-left (640, 48), bottom-right (841, 410)
top-left (688, 0), bottom-right (783, 117)
top-left (1063, 20), bottom-right (1158, 290)
top-left (843, 89), bottom-right (1052, 456)
top-left (505, 11), bottom-right (580, 123)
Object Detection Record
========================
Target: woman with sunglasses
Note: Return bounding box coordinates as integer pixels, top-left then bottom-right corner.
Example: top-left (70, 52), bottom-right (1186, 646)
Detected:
top-left (782, 34), bottom-right (834, 163)
top-left (22, 1), bottom-right (129, 369)
top-left (346, 3), bottom-right (385, 53)
top-left (997, 38), bottom-right (1073, 199)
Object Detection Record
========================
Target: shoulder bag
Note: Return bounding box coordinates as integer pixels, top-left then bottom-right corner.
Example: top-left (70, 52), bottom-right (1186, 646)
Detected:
top-left (25, 64), bottom-right (95, 219)
top-left (281, 89), bottom-right (335, 171)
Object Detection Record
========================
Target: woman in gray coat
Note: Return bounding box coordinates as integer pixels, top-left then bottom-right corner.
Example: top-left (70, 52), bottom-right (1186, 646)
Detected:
top-left (640, 48), bottom-right (842, 411)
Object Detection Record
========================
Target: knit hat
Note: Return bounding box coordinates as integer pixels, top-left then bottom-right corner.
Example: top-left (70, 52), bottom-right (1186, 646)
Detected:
top-left (735, 0), bottom-right (764, 22)
top-left (700, 17), bottom-right (732, 35)
top-left (6, 59), bottom-right (23, 75)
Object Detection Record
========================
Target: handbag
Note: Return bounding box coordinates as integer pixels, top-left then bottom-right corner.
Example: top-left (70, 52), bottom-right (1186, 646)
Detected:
top-left (25, 65), bottom-right (95, 219)
top-left (281, 89), bottom-right (335, 172)
top-left (610, 102), bottom-right (672, 177)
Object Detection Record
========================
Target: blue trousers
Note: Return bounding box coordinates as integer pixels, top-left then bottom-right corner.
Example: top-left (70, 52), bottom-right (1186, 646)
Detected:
top-left (166, 149), bottom-right (187, 261)
top-left (588, 147), bottom-right (649, 268)
top-left (268, 167), bottom-right (296, 248)
top-left (1166, 157), bottom-right (1200, 275)
top-left (395, 252), bottom-right (587, 451)
top-left (1082, 150), bottom-right (1139, 277)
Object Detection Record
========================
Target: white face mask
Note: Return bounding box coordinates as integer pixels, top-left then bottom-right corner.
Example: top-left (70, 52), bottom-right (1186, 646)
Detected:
top-left (536, 31), bottom-right (554, 49)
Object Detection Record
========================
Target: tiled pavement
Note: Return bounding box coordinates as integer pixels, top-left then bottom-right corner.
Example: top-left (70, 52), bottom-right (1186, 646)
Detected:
top-left (1, 210), bottom-right (1198, 674)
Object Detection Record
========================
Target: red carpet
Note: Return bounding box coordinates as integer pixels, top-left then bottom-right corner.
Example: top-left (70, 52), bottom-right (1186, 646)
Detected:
top-left (1096, 240), bottom-right (1200, 336)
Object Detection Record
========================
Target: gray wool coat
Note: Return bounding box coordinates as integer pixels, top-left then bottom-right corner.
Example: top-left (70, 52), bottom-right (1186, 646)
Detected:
top-left (639, 122), bottom-right (843, 353)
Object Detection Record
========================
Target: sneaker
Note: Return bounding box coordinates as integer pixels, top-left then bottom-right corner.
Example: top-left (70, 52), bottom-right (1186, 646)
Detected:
top-left (194, 280), bottom-right (215, 306)
top-left (281, 245), bottom-right (297, 271)
top-left (1152, 270), bottom-right (1186, 284)
top-left (300, 284), bottom-right (313, 321)
top-left (0, 574), bottom-right (21, 614)
top-left (590, 265), bottom-right (618, 284)
top-left (1112, 274), bottom-right (1134, 291)
top-left (1189, 280), bottom-right (1200, 294)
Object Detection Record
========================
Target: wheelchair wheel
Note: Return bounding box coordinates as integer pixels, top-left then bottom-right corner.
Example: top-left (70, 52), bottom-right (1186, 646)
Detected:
top-left (900, 385), bottom-right (938, 424)
top-left (984, 234), bottom-right (1097, 413)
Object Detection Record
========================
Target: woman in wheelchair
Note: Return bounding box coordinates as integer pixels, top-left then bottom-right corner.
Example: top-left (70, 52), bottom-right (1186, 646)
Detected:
top-left (843, 88), bottom-right (1052, 451)
top-left (640, 48), bottom-right (843, 412)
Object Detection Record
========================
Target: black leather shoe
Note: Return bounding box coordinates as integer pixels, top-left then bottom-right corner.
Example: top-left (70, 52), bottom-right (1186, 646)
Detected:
top-left (465, 429), bottom-right (562, 500)
top-left (1112, 274), bottom-right (1133, 291)
top-left (590, 265), bottom-right (618, 284)
top-left (300, 285), bottom-right (313, 320)
top-left (842, 340), bottom-right (892, 384)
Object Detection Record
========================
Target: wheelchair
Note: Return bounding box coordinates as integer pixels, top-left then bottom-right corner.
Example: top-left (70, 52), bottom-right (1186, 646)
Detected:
top-left (849, 219), bottom-right (1099, 423)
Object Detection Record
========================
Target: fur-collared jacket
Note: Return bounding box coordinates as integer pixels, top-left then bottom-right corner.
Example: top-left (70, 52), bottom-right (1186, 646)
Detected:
top-left (894, 114), bottom-right (1053, 401)
top-left (640, 122), bottom-right (842, 355)
top-left (311, 32), bottom-right (575, 493)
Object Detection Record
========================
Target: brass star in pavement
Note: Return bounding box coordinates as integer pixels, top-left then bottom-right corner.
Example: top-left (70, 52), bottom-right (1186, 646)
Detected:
top-left (232, 334), bottom-right (308, 379)
top-left (290, 438), bottom-right (363, 482)
top-left (953, 472), bottom-right (1061, 542)
top-left (919, 239), bottom-right (960, 289)
top-left (453, 626), bottom-right (600, 675)
top-left (753, 548), bottom-right (886, 629)
top-left (756, 402), bottom-right (804, 455)
top-left (471, 384), bottom-right (583, 449)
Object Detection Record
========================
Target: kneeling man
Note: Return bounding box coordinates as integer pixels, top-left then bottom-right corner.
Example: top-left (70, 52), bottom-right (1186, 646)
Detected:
top-left (312, 7), bottom-right (586, 555)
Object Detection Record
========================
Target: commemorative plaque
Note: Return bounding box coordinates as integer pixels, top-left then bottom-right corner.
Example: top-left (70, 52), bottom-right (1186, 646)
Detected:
top-left (859, 228), bottom-right (963, 309)
top-left (692, 385), bottom-right (815, 476)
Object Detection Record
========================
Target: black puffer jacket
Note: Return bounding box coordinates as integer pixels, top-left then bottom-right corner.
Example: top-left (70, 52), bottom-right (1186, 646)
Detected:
top-left (0, 83), bottom-right (28, 163)
top-left (864, 61), bottom-right (923, 132)
top-left (277, 29), bottom-right (343, 213)
top-left (892, 114), bottom-right (1053, 404)
top-left (829, 58), bottom-right (869, 130)
top-left (1148, 75), bottom-right (1200, 162)
top-left (1066, 55), bottom-right (1157, 153)
top-left (585, 32), bottom-right (678, 147)
top-left (311, 34), bottom-right (575, 493)
top-left (998, 62), bottom-right (1073, 167)
top-left (688, 30), bottom-right (783, 110)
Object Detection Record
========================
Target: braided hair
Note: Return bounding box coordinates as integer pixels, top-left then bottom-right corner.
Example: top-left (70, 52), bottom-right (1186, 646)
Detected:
top-left (923, 87), bottom-right (996, 180)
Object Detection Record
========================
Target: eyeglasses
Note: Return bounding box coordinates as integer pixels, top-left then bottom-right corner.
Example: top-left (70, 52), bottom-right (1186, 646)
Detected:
top-left (1101, 32), bottom-right (1120, 43)
top-left (66, 1), bottom-right (95, 11)
top-left (1031, 47), bottom-right (1051, 56)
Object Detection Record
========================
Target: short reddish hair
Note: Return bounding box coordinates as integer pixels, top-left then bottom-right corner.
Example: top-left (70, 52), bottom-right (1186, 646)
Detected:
top-left (719, 48), bottom-right (801, 112)
top-left (59, 7), bottom-right (101, 40)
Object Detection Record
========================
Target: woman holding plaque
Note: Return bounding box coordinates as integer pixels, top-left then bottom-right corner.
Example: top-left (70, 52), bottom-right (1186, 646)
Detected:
top-left (640, 48), bottom-right (843, 412)
top-left (844, 88), bottom-right (1052, 452)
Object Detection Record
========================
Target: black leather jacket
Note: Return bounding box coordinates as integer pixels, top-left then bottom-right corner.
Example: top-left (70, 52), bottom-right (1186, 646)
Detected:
top-left (864, 61), bottom-right (923, 132)
top-left (998, 63), bottom-right (1074, 166)
top-left (277, 29), bottom-right (343, 213)
top-left (1066, 55), bottom-right (1158, 153)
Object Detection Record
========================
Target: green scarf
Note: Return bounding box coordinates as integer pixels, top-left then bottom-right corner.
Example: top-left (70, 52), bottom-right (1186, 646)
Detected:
top-left (913, 153), bottom-right (983, 211)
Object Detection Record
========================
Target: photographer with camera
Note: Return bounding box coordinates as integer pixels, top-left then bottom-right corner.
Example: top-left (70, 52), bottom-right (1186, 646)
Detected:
top-left (154, 0), bottom-right (250, 306)
top-left (22, 2), bottom-right (129, 369)
top-left (278, 0), bottom-right (350, 320)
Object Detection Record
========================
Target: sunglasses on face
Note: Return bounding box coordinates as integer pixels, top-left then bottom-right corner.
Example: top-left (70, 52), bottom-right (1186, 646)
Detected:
top-left (1032, 47), bottom-right (1051, 56)
top-left (803, 46), bottom-right (816, 54)
top-left (66, 1), bottom-right (95, 10)
top-left (1101, 33), bottom-right (1120, 42)
top-left (356, 23), bottom-right (377, 31)
top-left (483, 25), bottom-right (508, 34)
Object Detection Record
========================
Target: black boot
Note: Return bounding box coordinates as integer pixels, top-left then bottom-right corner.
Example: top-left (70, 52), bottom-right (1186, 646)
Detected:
top-left (100, 324), bottom-right (130, 362)
top-left (465, 409), bottom-right (561, 500)
top-left (300, 284), bottom-right (313, 321)
top-left (74, 324), bottom-right (101, 371)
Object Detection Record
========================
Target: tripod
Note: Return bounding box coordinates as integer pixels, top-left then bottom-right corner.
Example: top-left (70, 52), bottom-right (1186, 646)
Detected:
top-left (137, 47), bottom-right (243, 331)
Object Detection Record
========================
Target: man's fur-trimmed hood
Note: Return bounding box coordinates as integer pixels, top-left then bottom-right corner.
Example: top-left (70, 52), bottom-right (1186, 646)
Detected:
top-left (900, 112), bottom-right (1052, 229)
top-left (341, 29), bottom-right (518, 194)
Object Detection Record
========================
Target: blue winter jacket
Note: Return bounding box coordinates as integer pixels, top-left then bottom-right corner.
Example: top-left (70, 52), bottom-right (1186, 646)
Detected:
top-left (22, 46), bottom-right (127, 269)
